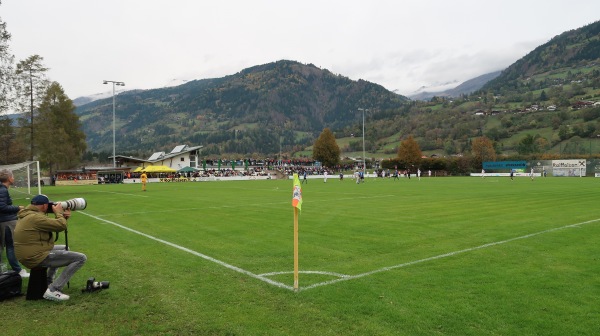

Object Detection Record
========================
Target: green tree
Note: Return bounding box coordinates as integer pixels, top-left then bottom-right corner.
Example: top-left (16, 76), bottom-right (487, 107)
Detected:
top-left (14, 54), bottom-right (49, 160)
top-left (582, 107), bottom-right (600, 121)
top-left (36, 82), bottom-right (86, 173)
top-left (0, 2), bottom-right (14, 115)
top-left (558, 125), bottom-right (570, 140)
top-left (397, 135), bottom-right (422, 168)
top-left (312, 128), bottom-right (340, 168)
top-left (443, 139), bottom-right (456, 155)
top-left (517, 134), bottom-right (548, 154)
top-left (0, 115), bottom-right (27, 164)
top-left (517, 134), bottom-right (536, 154)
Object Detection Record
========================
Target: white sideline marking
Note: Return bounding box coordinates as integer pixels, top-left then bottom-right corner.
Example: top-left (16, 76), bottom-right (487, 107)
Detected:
top-left (80, 211), bottom-right (600, 292)
top-left (80, 212), bottom-right (295, 291)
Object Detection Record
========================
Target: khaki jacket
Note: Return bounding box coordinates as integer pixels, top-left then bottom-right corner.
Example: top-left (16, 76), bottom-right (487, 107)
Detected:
top-left (14, 205), bottom-right (67, 269)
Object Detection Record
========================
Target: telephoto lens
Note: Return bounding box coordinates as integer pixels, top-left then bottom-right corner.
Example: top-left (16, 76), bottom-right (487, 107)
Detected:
top-left (46, 198), bottom-right (87, 213)
top-left (59, 198), bottom-right (87, 211)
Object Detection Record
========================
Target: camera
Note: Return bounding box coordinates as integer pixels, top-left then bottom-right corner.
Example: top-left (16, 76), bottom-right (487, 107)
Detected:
top-left (82, 277), bottom-right (110, 293)
top-left (46, 198), bottom-right (87, 213)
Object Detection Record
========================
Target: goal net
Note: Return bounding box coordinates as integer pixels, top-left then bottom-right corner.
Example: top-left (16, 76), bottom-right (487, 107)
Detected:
top-left (0, 161), bottom-right (42, 199)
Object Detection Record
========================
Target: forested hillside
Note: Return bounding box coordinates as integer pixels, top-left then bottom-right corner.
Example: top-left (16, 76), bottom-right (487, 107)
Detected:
top-left (356, 20), bottom-right (600, 158)
top-left (77, 60), bottom-right (407, 157)
top-left (76, 21), bottom-right (600, 162)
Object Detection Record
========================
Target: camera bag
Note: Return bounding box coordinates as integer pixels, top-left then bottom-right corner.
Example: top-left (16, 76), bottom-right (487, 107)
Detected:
top-left (0, 270), bottom-right (22, 301)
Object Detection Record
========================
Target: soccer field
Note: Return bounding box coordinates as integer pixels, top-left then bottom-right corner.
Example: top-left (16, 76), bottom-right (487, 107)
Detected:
top-left (3, 176), bottom-right (599, 335)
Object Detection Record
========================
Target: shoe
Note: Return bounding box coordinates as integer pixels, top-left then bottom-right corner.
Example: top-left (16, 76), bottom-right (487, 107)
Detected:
top-left (43, 288), bottom-right (70, 302)
top-left (19, 269), bottom-right (30, 278)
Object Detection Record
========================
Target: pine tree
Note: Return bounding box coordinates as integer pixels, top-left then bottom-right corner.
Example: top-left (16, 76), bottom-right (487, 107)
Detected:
top-left (0, 115), bottom-right (27, 164)
top-left (14, 54), bottom-right (50, 160)
top-left (0, 2), bottom-right (14, 114)
top-left (36, 82), bottom-right (86, 173)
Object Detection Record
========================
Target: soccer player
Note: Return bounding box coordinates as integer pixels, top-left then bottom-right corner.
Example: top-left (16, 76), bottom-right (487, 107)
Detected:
top-left (141, 171), bottom-right (148, 191)
top-left (530, 168), bottom-right (534, 181)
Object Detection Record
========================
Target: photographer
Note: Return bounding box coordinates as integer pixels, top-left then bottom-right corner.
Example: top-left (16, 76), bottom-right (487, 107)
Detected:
top-left (0, 169), bottom-right (28, 277)
top-left (14, 194), bottom-right (87, 302)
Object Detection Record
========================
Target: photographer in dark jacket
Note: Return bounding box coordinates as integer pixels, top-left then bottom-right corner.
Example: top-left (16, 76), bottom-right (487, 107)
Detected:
top-left (0, 169), bottom-right (28, 278)
top-left (14, 194), bottom-right (87, 302)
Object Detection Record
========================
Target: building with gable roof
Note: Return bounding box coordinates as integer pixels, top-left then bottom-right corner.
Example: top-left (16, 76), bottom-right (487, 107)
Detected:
top-left (112, 144), bottom-right (203, 170)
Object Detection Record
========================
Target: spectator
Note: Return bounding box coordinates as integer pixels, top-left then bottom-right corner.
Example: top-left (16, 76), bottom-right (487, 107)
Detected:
top-left (0, 169), bottom-right (28, 278)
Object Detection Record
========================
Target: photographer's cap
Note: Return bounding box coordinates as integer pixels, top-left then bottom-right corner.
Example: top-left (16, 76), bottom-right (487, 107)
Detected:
top-left (31, 194), bottom-right (51, 205)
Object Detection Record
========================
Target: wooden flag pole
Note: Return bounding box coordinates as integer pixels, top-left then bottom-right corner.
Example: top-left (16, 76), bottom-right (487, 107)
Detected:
top-left (293, 206), bottom-right (299, 290)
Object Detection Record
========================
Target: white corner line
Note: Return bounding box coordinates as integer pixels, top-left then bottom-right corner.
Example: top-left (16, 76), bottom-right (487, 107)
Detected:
top-left (80, 212), bottom-right (295, 291)
top-left (300, 218), bottom-right (600, 291)
top-left (80, 211), bottom-right (600, 292)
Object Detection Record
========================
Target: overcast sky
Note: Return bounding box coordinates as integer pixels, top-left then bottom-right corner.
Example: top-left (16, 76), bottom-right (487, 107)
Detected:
top-left (2, 0), bottom-right (599, 99)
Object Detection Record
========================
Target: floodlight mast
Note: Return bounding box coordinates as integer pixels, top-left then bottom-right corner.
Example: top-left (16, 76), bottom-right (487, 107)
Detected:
top-left (358, 108), bottom-right (369, 176)
top-left (103, 80), bottom-right (125, 167)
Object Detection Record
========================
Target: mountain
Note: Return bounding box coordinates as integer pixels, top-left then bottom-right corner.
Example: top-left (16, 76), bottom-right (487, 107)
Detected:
top-left (409, 71), bottom-right (502, 101)
top-left (74, 21), bottom-right (600, 160)
top-left (76, 60), bottom-right (409, 156)
top-left (483, 20), bottom-right (600, 93)
top-left (72, 79), bottom-right (191, 107)
top-left (73, 91), bottom-right (116, 107)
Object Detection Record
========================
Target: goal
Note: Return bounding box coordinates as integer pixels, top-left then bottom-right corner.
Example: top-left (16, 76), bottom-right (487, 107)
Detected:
top-left (0, 161), bottom-right (42, 197)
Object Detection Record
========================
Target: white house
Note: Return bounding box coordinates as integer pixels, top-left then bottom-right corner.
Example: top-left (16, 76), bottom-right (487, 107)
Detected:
top-left (113, 144), bottom-right (203, 170)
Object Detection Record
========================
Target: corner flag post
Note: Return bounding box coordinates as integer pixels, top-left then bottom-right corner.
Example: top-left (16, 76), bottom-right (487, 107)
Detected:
top-left (294, 206), bottom-right (299, 290)
top-left (292, 173), bottom-right (303, 290)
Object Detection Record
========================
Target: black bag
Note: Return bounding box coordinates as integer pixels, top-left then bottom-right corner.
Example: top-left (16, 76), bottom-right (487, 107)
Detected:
top-left (0, 270), bottom-right (22, 301)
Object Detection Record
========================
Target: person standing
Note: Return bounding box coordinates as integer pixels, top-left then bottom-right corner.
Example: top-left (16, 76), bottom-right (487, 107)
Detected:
top-left (141, 171), bottom-right (148, 191)
top-left (323, 170), bottom-right (328, 183)
top-left (510, 169), bottom-right (514, 180)
top-left (0, 169), bottom-right (29, 278)
top-left (14, 195), bottom-right (87, 301)
top-left (481, 168), bottom-right (486, 179)
top-left (530, 168), bottom-right (534, 181)
top-left (302, 171), bottom-right (308, 184)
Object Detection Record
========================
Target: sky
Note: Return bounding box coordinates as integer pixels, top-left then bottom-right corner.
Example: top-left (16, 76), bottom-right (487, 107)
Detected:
top-left (2, 0), bottom-right (600, 100)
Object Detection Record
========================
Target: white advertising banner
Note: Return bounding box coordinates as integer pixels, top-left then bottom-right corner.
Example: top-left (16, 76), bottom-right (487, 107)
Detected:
top-left (552, 159), bottom-right (586, 177)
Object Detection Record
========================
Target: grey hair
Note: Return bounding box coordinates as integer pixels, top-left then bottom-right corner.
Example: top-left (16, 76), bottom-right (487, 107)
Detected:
top-left (0, 169), bottom-right (13, 183)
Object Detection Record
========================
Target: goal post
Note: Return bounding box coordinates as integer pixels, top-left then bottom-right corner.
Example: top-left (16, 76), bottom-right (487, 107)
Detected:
top-left (0, 161), bottom-right (42, 196)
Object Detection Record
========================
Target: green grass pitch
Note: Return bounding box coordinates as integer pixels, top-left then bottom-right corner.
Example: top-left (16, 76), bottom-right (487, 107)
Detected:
top-left (3, 176), bottom-right (599, 335)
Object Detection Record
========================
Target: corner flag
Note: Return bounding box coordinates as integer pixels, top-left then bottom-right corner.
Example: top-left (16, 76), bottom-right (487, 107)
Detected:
top-left (292, 173), bottom-right (302, 290)
top-left (292, 173), bottom-right (302, 211)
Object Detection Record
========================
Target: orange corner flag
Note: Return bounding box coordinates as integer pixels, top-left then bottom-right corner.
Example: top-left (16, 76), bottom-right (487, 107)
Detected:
top-left (292, 173), bottom-right (302, 211)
